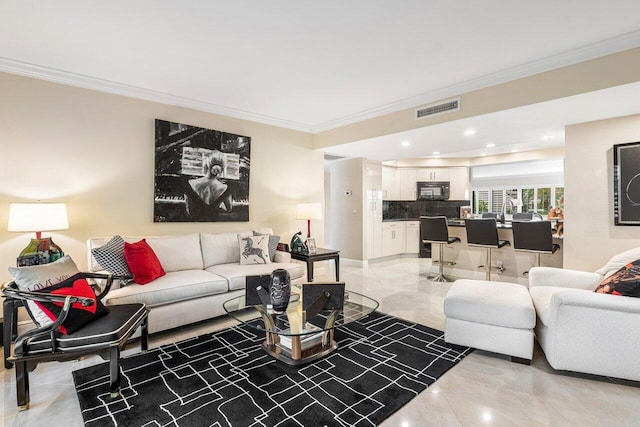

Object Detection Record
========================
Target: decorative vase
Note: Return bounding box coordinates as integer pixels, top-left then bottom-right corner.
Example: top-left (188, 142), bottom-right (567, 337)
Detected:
top-left (270, 269), bottom-right (291, 312)
top-left (16, 237), bottom-right (65, 267)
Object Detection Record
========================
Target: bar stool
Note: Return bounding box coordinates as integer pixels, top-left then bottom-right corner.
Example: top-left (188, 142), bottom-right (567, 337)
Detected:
top-left (465, 218), bottom-right (511, 280)
top-left (420, 216), bottom-right (460, 282)
top-left (512, 220), bottom-right (560, 275)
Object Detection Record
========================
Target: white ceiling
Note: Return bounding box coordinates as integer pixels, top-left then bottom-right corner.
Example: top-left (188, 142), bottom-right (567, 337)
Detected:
top-left (1, 1), bottom-right (640, 160)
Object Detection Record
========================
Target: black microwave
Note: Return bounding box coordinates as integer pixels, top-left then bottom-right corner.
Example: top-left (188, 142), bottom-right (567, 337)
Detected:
top-left (416, 181), bottom-right (450, 200)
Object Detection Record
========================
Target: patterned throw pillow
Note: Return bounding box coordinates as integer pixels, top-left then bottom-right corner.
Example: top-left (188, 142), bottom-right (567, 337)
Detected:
top-left (123, 239), bottom-right (166, 284)
top-left (595, 259), bottom-right (640, 297)
top-left (91, 235), bottom-right (133, 282)
top-left (252, 231), bottom-right (280, 261)
top-left (8, 255), bottom-right (81, 327)
top-left (238, 234), bottom-right (272, 265)
top-left (33, 272), bottom-right (109, 334)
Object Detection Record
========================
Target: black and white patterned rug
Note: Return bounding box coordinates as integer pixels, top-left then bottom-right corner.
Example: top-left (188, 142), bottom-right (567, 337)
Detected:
top-left (73, 311), bottom-right (472, 426)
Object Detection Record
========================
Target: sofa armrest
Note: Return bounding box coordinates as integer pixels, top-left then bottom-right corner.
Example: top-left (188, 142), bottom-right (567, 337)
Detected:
top-left (274, 250), bottom-right (291, 263)
top-left (529, 267), bottom-right (601, 291)
top-left (551, 289), bottom-right (640, 314)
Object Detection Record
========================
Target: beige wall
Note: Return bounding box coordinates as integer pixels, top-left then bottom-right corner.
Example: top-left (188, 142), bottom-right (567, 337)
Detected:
top-left (327, 158), bottom-right (365, 260)
top-left (0, 72), bottom-right (324, 282)
top-left (314, 48), bottom-right (640, 149)
top-left (564, 114), bottom-right (640, 271)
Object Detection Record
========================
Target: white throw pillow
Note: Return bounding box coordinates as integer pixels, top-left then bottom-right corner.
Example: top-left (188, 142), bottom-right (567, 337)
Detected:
top-left (8, 255), bottom-right (81, 327)
top-left (238, 234), bottom-right (272, 265)
top-left (595, 247), bottom-right (640, 278)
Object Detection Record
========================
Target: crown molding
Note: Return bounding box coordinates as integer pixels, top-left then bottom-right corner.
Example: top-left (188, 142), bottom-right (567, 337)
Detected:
top-left (311, 30), bottom-right (640, 133)
top-left (2, 29), bottom-right (639, 135)
top-left (0, 57), bottom-right (315, 133)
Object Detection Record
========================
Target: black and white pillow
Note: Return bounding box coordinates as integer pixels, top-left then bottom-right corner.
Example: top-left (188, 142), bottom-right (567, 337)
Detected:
top-left (239, 234), bottom-right (272, 265)
top-left (252, 231), bottom-right (280, 261)
top-left (91, 235), bottom-right (133, 281)
top-left (8, 255), bottom-right (81, 327)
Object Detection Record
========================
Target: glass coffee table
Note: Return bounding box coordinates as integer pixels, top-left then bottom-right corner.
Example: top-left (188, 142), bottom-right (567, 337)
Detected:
top-left (223, 287), bottom-right (378, 365)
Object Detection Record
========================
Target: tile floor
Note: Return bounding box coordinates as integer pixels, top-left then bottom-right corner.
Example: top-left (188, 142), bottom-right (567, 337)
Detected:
top-left (2, 257), bottom-right (640, 426)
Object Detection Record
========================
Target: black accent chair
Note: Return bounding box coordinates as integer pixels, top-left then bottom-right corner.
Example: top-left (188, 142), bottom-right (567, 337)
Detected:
top-left (420, 216), bottom-right (460, 282)
top-left (512, 220), bottom-right (560, 275)
top-left (465, 218), bottom-right (511, 280)
top-left (2, 273), bottom-right (148, 410)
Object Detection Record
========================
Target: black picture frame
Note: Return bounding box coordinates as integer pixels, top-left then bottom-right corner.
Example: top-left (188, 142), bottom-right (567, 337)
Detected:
top-left (614, 141), bottom-right (640, 225)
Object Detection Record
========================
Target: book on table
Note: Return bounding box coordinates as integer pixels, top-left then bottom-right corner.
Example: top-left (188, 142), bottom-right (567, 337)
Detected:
top-left (279, 324), bottom-right (324, 350)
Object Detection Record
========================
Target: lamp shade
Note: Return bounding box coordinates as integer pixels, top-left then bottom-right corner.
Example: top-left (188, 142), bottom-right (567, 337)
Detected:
top-left (296, 203), bottom-right (322, 220)
top-left (8, 203), bottom-right (69, 233)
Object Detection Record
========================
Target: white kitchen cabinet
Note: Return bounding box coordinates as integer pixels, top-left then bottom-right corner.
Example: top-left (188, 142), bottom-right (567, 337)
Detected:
top-left (448, 167), bottom-right (469, 200)
top-left (405, 221), bottom-right (420, 253)
top-left (399, 169), bottom-right (417, 200)
top-left (366, 162), bottom-right (383, 259)
top-left (381, 165), bottom-right (400, 200)
top-left (416, 168), bottom-right (449, 182)
top-left (382, 221), bottom-right (406, 256)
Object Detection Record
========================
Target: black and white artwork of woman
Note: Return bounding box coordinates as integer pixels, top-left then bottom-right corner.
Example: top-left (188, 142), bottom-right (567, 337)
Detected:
top-left (154, 119), bottom-right (250, 222)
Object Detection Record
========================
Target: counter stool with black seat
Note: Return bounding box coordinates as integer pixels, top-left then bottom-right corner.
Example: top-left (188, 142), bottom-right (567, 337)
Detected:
top-left (420, 216), bottom-right (460, 282)
top-left (512, 220), bottom-right (560, 275)
top-left (465, 218), bottom-right (511, 280)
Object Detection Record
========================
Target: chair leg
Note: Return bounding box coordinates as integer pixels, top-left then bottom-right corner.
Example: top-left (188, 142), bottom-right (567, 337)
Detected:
top-left (15, 360), bottom-right (30, 410)
top-left (4, 299), bottom-right (14, 369)
top-left (109, 346), bottom-right (121, 398)
top-left (428, 243), bottom-right (454, 282)
top-left (141, 315), bottom-right (149, 352)
top-left (485, 248), bottom-right (492, 281)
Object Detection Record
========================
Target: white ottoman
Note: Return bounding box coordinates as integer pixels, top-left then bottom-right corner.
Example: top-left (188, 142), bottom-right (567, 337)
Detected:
top-left (444, 279), bottom-right (536, 364)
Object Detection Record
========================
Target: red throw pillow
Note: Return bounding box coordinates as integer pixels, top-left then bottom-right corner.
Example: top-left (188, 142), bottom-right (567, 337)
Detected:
top-left (34, 273), bottom-right (109, 334)
top-left (595, 259), bottom-right (640, 297)
top-left (123, 239), bottom-right (166, 285)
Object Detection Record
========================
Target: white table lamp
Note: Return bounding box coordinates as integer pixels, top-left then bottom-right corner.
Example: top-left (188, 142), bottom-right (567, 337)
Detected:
top-left (296, 203), bottom-right (322, 238)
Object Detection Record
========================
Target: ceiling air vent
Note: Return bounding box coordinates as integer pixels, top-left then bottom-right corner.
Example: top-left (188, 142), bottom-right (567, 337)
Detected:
top-left (415, 97), bottom-right (460, 119)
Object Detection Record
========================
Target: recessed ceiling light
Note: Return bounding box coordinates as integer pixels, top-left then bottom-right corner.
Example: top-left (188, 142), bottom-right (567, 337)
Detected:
top-left (464, 129), bottom-right (476, 136)
top-left (432, 151), bottom-right (440, 155)
top-left (543, 135), bottom-right (553, 141)
top-left (511, 149), bottom-right (518, 153)
top-left (486, 143), bottom-right (495, 148)
top-left (401, 141), bottom-right (410, 147)
top-left (481, 153), bottom-right (487, 156)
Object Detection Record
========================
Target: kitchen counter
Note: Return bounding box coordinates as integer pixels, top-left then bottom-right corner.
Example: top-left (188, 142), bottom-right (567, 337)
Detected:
top-left (385, 218), bottom-right (514, 228)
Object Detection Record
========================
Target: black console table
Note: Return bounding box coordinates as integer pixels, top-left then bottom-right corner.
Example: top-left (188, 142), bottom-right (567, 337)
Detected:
top-left (290, 248), bottom-right (340, 282)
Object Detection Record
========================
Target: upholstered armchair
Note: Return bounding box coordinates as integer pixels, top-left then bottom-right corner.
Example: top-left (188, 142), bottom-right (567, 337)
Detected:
top-left (529, 265), bottom-right (640, 381)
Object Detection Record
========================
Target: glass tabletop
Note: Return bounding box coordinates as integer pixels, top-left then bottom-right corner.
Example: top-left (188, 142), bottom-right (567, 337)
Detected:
top-left (223, 288), bottom-right (378, 337)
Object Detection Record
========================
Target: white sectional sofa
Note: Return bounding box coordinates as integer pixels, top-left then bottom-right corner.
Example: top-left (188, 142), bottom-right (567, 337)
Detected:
top-left (444, 246), bottom-right (640, 381)
top-left (529, 266), bottom-right (640, 381)
top-left (87, 228), bottom-right (305, 334)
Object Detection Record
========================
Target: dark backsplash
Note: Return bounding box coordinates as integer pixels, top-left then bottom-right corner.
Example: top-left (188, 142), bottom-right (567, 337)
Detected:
top-left (383, 200), bottom-right (471, 220)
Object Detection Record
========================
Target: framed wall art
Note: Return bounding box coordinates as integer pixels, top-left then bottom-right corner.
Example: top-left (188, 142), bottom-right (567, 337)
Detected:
top-left (613, 141), bottom-right (640, 225)
top-left (154, 119), bottom-right (250, 222)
